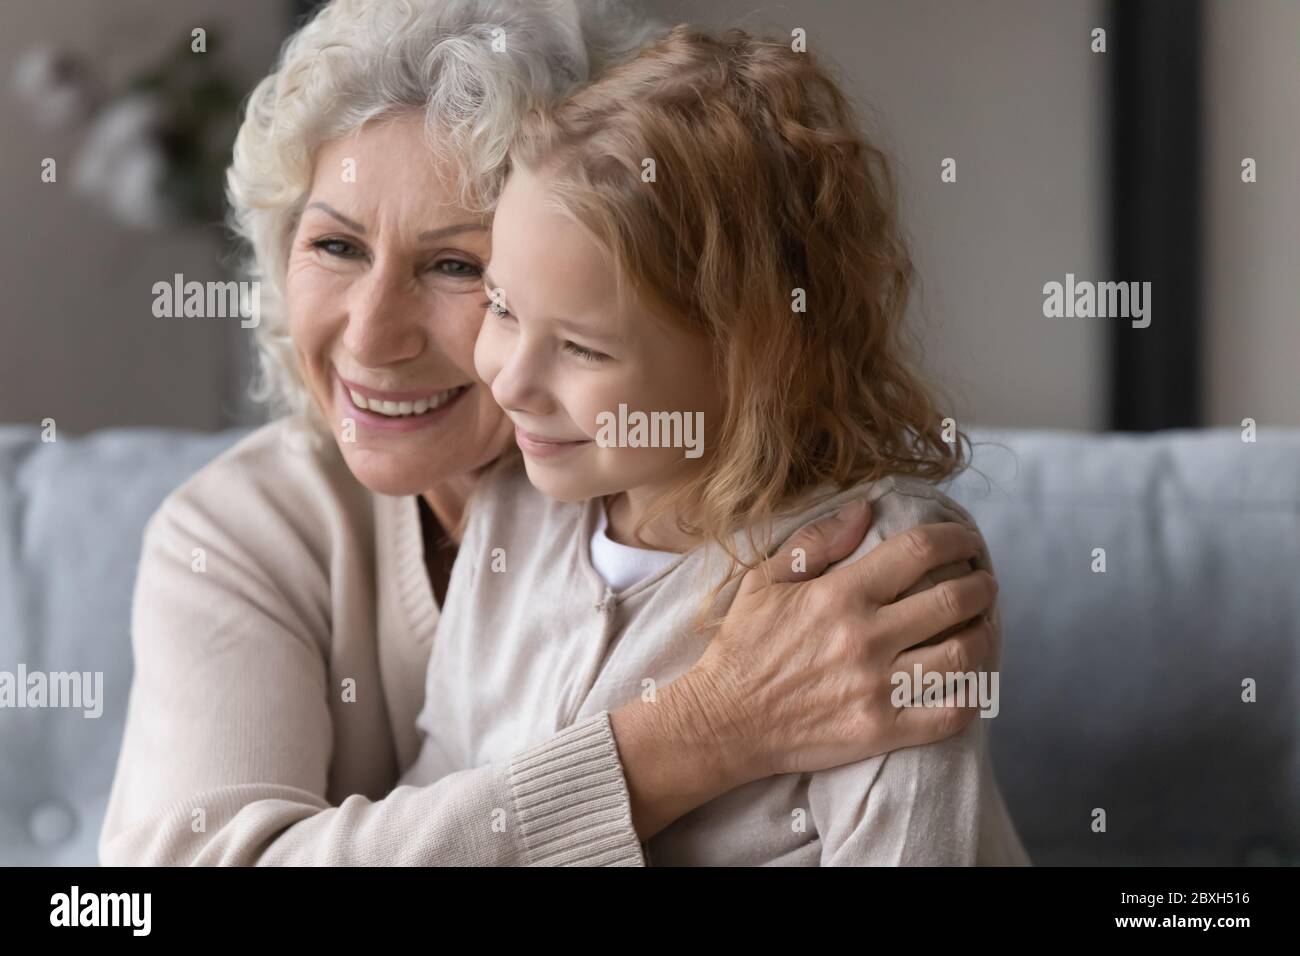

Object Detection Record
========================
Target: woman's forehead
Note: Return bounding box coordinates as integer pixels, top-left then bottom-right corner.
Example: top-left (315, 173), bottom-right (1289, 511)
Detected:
top-left (309, 116), bottom-right (475, 216)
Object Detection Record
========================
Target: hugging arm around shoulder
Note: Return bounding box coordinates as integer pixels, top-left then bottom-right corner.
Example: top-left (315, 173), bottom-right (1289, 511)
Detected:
top-left (807, 716), bottom-right (992, 864)
top-left (801, 480), bottom-right (1029, 866)
top-left (98, 426), bottom-right (644, 866)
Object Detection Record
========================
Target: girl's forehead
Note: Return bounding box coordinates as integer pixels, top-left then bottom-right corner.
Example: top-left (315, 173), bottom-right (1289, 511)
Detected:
top-left (491, 209), bottom-right (615, 301)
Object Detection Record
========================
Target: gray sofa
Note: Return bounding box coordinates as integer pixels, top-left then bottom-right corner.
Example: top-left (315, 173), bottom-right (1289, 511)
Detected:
top-left (1, 424), bottom-right (1296, 866)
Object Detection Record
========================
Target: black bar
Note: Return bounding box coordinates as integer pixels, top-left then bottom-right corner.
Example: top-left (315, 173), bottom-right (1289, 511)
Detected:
top-left (1108, 0), bottom-right (1204, 430)
top-left (0, 866), bottom-right (1286, 941)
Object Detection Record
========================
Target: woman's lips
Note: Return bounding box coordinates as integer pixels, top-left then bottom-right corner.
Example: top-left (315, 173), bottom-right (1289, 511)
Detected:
top-left (514, 426), bottom-right (590, 459)
top-left (337, 375), bottom-right (464, 405)
top-left (335, 375), bottom-right (470, 432)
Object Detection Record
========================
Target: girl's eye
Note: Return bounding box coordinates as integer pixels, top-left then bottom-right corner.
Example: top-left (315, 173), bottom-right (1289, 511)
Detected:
top-left (564, 341), bottom-right (609, 363)
top-left (311, 237), bottom-right (363, 258)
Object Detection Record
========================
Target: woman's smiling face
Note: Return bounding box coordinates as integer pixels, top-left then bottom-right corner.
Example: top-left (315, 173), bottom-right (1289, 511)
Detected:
top-left (285, 112), bottom-right (513, 497)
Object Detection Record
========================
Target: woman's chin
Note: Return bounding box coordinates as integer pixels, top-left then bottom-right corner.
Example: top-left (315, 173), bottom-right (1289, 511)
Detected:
top-left (336, 442), bottom-right (439, 497)
top-left (335, 432), bottom-right (516, 499)
top-left (317, 386), bottom-right (509, 497)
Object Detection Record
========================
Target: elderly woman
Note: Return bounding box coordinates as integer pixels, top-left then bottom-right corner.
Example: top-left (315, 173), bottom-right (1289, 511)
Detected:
top-left (99, 0), bottom-right (1000, 866)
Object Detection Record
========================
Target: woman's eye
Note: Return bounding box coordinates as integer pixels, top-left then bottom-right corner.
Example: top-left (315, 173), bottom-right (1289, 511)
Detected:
top-left (434, 259), bottom-right (481, 279)
top-left (311, 237), bottom-right (362, 258)
top-left (563, 341), bottom-right (609, 363)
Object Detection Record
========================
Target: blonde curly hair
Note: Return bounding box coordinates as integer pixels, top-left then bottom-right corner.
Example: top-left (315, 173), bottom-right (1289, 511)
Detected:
top-left (510, 25), bottom-right (970, 568)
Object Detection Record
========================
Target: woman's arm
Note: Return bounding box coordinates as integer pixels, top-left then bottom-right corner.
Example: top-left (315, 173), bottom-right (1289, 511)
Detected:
top-left (104, 705), bottom-right (643, 866)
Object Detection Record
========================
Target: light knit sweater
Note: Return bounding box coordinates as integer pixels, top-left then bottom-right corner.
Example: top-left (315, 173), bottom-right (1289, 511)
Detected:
top-left (100, 417), bottom-right (644, 865)
top-left (399, 463), bottom-right (1031, 865)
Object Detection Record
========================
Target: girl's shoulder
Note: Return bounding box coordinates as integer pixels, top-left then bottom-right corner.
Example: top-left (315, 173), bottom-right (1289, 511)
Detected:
top-left (776, 474), bottom-right (979, 547)
top-left (864, 473), bottom-right (981, 536)
top-left (812, 475), bottom-right (996, 607)
top-left (767, 475), bottom-right (991, 588)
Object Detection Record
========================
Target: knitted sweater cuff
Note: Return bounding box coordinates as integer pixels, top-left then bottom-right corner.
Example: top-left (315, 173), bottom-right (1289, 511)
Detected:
top-left (508, 711), bottom-right (646, 866)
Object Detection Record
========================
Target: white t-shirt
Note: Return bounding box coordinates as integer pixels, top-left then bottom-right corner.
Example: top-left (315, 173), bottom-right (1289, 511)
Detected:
top-left (589, 498), bottom-right (680, 591)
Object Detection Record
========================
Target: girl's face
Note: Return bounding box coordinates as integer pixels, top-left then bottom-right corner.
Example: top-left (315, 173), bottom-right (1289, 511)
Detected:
top-left (285, 112), bottom-right (513, 499)
top-left (475, 165), bottom-right (722, 506)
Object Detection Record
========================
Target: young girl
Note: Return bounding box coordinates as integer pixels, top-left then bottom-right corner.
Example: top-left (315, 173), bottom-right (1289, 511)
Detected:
top-left (398, 25), bottom-right (1029, 865)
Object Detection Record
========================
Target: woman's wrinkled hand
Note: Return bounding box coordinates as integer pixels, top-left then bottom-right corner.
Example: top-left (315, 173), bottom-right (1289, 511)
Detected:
top-left (685, 497), bottom-right (999, 783)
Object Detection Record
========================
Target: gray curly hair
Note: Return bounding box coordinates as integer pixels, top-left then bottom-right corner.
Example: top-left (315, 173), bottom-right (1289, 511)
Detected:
top-left (225, 0), bottom-right (663, 419)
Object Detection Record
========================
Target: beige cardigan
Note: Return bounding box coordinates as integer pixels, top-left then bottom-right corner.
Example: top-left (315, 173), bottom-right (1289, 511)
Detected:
top-left (99, 417), bottom-right (643, 865)
top-left (400, 463), bottom-right (1031, 865)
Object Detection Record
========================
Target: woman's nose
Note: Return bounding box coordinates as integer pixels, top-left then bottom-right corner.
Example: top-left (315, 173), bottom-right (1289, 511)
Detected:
top-left (342, 260), bottom-right (425, 365)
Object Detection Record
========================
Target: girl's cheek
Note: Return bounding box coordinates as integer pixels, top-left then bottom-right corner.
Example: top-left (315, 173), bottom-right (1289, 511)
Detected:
top-left (575, 382), bottom-right (628, 440)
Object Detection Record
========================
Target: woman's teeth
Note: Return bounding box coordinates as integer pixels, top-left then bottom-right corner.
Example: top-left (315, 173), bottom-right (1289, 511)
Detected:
top-left (349, 385), bottom-right (467, 417)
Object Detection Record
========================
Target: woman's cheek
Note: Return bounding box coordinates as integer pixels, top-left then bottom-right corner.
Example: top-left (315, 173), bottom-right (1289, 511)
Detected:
top-left (285, 259), bottom-right (340, 335)
top-left (282, 273), bottom-right (346, 425)
top-left (441, 292), bottom-right (490, 355)
top-left (473, 316), bottom-right (505, 390)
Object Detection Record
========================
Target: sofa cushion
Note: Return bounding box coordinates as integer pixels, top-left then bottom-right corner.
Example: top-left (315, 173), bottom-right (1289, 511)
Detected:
top-left (946, 427), bottom-right (1300, 865)
top-left (0, 426), bottom-right (250, 865)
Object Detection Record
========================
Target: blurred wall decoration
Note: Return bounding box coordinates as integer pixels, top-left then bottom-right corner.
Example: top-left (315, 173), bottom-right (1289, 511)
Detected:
top-left (0, 0), bottom-right (287, 432)
top-left (14, 32), bottom-right (241, 229)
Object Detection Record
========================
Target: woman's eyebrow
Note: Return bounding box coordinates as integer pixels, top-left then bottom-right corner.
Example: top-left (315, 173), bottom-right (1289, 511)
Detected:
top-left (305, 203), bottom-right (485, 243)
top-left (307, 201), bottom-right (365, 233)
top-left (420, 222), bottom-right (488, 241)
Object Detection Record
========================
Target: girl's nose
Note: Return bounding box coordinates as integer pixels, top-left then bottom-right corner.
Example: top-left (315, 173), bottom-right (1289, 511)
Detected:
top-left (491, 339), bottom-right (551, 416)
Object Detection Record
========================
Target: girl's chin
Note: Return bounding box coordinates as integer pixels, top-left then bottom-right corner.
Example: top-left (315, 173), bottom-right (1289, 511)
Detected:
top-left (520, 463), bottom-right (599, 503)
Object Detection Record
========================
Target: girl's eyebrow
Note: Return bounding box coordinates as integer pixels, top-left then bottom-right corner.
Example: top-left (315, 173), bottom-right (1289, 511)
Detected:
top-left (552, 316), bottom-right (623, 344)
top-left (481, 272), bottom-right (622, 343)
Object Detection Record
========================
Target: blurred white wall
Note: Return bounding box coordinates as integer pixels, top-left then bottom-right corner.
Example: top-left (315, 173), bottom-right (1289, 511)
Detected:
top-left (644, 0), bottom-right (1108, 430)
top-left (1204, 0), bottom-right (1300, 428)
top-left (2, 1), bottom-right (1291, 433)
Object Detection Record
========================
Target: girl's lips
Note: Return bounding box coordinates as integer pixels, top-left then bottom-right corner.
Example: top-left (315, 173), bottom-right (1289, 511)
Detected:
top-left (514, 426), bottom-right (590, 459)
top-left (335, 375), bottom-right (470, 432)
